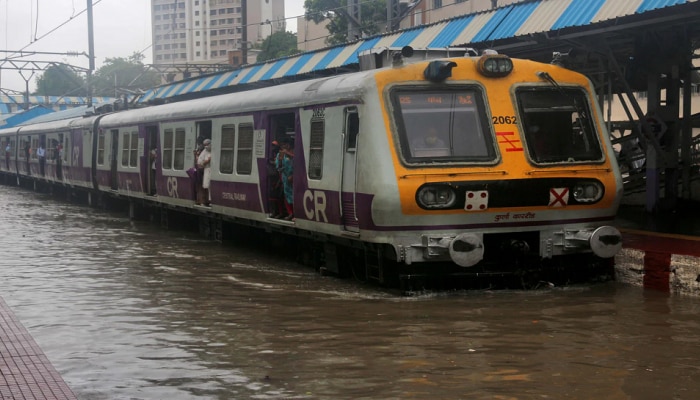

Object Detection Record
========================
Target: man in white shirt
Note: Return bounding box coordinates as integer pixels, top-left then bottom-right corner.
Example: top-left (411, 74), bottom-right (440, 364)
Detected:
top-left (37, 144), bottom-right (46, 176)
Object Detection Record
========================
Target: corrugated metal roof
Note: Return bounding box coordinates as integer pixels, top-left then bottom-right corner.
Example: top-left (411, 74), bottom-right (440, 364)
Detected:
top-left (139, 0), bottom-right (698, 103)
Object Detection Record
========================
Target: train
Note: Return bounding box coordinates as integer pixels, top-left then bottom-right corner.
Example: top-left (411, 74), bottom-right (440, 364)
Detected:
top-left (0, 48), bottom-right (623, 289)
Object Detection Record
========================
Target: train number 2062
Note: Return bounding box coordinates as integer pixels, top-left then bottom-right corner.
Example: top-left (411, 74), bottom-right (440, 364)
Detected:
top-left (492, 116), bottom-right (517, 124)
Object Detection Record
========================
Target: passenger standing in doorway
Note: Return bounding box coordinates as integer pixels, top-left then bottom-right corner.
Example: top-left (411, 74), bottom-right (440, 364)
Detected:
top-left (268, 141), bottom-right (286, 218)
top-left (149, 145), bottom-right (157, 195)
top-left (197, 139), bottom-right (212, 206)
top-left (24, 142), bottom-right (31, 175)
top-left (4, 141), bottom-right (10, 170)
top-left (37, 144), bottom-right (46, 176)
top-left (193, 139), bottom-right (204, 204)
top-left (276, 138), bottom-right (294, 220)
top-left (55, 142), bottom-right (63, 179)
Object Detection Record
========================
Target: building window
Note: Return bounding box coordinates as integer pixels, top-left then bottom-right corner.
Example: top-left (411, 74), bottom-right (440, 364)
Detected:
top-left (434, 0), bottom-right (442, 8)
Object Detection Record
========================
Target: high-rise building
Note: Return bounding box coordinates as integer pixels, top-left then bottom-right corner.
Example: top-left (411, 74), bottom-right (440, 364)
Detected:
top-left (151, 0), bottom-right (285, 67)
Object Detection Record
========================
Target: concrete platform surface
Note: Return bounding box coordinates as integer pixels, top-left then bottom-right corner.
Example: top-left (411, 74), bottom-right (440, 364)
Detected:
top-left (0, 296), bottom-right (77, 400)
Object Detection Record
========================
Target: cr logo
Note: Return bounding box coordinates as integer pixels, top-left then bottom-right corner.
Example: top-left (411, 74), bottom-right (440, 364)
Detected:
top-left (166, 176), bottom-right (179, 198)
top-left (303, 190), bottom-right (328, 222)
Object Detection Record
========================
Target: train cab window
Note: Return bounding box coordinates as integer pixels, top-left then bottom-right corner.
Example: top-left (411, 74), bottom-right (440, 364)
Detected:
top-left (236, 123), bottom-right (254, 175)
top-left (219, 124), bottom-right (235, 174)
top-left (391, 88), bottom-right (495, 164)
top-left (517, 87), bottom-right (602, 164)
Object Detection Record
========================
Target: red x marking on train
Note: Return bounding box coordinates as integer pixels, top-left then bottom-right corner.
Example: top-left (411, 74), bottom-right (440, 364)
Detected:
top-left (549, 188), bottom-right (569, 207)
top-left (496, 132), bottom-right (523, 152)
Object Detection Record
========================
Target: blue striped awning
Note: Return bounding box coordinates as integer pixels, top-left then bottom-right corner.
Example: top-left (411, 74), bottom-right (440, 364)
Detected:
top-left (138, 0), bottom-right (697, 103)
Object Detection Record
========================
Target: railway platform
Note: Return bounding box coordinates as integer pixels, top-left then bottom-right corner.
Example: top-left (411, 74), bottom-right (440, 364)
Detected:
top-left (614, 203), bottom-right (700, 295)
top-left (0, 296), bottom-right (77, 400)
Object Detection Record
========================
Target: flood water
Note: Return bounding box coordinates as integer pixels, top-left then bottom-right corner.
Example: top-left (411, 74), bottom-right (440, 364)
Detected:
top-left (1, 187), bottom-right (700, 399)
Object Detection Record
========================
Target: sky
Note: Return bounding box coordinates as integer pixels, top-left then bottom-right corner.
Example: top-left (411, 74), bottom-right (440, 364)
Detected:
top-left (0, 0), bottom-right (306, 93)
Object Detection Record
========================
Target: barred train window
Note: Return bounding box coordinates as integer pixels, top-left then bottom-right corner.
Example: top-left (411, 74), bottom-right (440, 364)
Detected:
top-left (308, 119), bottom-right (324, 179)
top-left (173, 128), bottom-right (186, 170)
top-left (130, 132), bottom-right (138, 167)
top-left (162, 128), bottom-right (173, 169)
top-left (236, 123), bottom-right (253, 175)
top-left (121, 133), bottom-right (130, 167)
top-left (97, 131), bottom-right (105, 165)
top-left (31, 138), bottom-right (38, 159)
top-left (219, 124), bottom-right (235, 174)
top-left (121, 131), bottom-right (139, 167)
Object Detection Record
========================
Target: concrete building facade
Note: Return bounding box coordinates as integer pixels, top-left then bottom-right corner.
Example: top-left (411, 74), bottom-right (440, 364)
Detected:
top-left (151, 0), bottom-right (285, 66)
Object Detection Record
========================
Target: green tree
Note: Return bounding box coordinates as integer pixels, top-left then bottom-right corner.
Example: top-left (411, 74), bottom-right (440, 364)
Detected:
top-left (34, 64), bottom-right (86, 96)
top-left (91, 52), bottom-right (161, 97)
top-left (256, 31), bottom-right (301, 63)
top-left (304, 0), bottom-right (387, 45)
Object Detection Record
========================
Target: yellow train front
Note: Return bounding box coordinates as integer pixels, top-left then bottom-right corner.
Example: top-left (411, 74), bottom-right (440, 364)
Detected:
top-left (358, 52), bottom-right (622, 274)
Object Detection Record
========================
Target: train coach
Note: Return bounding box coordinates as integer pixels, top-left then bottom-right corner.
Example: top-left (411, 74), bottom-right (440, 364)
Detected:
top-left (0, 49), bottom-right (624, 287)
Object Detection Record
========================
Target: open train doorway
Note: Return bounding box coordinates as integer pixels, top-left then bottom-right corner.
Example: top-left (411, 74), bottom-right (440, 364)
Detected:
top-left (145, 126), bottom-right (158, 195)
top-left (267, 113), bottom-right (295, 219)
top-left (110, 129), bottom-right (118, 190)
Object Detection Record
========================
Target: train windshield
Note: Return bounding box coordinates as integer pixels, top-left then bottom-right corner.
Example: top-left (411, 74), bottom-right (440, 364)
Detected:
top-left (391, 88), bottom-right (496, 163)
top-left (516, 87), bottom-right (603, 164)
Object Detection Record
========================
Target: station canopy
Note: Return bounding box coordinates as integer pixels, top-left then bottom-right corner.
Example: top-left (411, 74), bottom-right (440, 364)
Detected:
top-left (138, 0), bottom-right (700, 104)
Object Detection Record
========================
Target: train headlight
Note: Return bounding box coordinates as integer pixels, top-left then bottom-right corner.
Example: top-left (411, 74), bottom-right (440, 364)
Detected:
top-left (417, 185), bottom-right (457, 209)
top-left (477, 54), bottom-right (513, 77)
top-left (572, 181), bottom-right (604, 203)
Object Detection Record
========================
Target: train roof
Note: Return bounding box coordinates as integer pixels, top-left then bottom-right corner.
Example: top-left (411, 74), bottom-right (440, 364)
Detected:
top-left (98, 69), bottom-right (375, 127)
top-left (138, 0), bottom-right (700, 104)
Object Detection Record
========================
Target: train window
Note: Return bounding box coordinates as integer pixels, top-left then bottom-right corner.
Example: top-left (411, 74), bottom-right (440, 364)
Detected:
top-left (516, 87), bottom-right (602, 164)
top-left (121, 132), bottom-right (130, 167)
top-left (220, 124), bottom-right (235, 174)
top-left (97, 131), bottom-right (105, 165)
top-left (391, 88), bottom-right (495, 164)
top-left (64, 136), bottom-right (71, 165)
top-left (120, 131), bottom-right (139, 167)
top-left (308, 119), bottom-right (324, 179)
top-left (345, 107), bottom-right (359, 152)
top-left (174, 128), bottom-right (186, 170)
top-left (130, 132), bottom-right (138, 167)
top-left (236, 123), bottom-right (254, 175)
top-left (31, 138), bottom-right (39, 159)
top-left (163, 128), bottom-right (173, 169)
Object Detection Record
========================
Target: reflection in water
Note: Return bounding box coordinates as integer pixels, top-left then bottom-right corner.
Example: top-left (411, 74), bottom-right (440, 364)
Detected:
top-left (1, 188), bottom-right (700, 399)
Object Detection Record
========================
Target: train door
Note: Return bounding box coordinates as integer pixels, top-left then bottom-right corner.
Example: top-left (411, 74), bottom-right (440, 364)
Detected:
top-left (110, 129), bottom-right (119, 190)
top-left (341, 107), bottom-right (360, 232)
top-left (145, 126), bottom-right (158, 195)
top-left (55, 133), bottom-right (64, 180)
top-left (39, 134), bottom-right (46, 176)
top-left (267, 113), bottom-right (296, 218)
